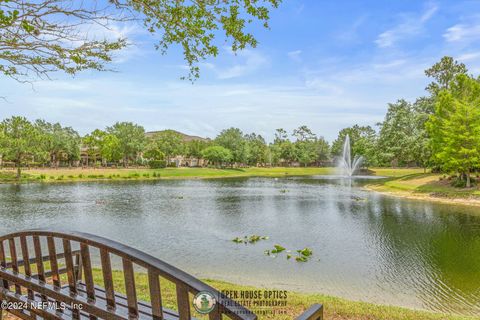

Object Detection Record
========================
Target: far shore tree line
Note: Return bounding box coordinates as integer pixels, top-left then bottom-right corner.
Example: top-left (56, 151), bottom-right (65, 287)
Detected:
top-left (1, 56), bottom-right (480, 187)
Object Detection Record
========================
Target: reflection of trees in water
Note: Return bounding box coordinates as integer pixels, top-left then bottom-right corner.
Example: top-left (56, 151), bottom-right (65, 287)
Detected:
top-left (361, 196), bottom-right (480, 315)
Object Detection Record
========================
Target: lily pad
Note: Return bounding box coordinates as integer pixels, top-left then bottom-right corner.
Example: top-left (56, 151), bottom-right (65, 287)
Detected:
top-left (295, 256), bottom-right (308, 262)
top-left (297, 247), bottom-right (313, 257)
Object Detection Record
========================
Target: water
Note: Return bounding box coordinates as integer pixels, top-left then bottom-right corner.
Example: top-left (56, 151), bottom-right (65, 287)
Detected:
top-left (0, 177), bottom-right (479, 316)
top-left (337, 135), bottom-right (363, 176)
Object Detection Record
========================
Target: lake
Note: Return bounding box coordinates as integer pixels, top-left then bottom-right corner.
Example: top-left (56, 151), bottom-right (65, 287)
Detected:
top-left (0, 176), bottom-right (479, 316)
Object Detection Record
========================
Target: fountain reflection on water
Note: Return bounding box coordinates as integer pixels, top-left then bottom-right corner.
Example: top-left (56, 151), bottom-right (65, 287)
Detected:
top-left (337, 135), bottom-right (364, 177)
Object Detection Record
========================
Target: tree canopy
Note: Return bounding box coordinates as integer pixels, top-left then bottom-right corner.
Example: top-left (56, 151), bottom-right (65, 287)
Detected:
top-left (0, 116), bottom-right (42, 177)
top-left (106, 122), bottom-right (146, 166)
top-left (0, 0), bottom-right (280, 82)
top-left (426, 74), bottom-right (480, 187)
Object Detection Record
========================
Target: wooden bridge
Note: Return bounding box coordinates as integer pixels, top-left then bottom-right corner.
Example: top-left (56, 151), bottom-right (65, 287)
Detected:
top-left (0, 230), bottom-right (323, 320)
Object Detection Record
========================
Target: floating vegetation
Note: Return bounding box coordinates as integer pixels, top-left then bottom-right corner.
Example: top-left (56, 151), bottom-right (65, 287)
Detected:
top-left (234, 235), bottom-right (315, 263)
top-left (295, 247), bottom-right (313, 262)
top-left (279, 189), bottom-right (289, 193)
top-left (295, 256), bottom-right (308, 262)
top-left (232, 235), bottom-right (269, 244)
top-left (264, 245), bottom-right (314, 262)
top-left (271, 244), bottom-right (286, 254)
top-left (297, 247), bottom-right (313, 257)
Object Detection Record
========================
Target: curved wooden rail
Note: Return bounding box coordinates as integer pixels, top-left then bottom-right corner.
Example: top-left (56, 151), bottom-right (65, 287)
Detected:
top-left (0, 229), bottom-right (256, 320)
top-left (0, 229), bottom-right (323, 320)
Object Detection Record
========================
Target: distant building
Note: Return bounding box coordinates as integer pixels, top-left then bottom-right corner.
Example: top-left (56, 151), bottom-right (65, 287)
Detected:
top-left (145, 130), bottom-right (209, 143)
top-left (145, 130), bottom-right (210, 167)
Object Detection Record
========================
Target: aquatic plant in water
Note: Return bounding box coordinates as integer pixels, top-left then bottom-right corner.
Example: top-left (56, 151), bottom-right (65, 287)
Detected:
top-left (232, 235), bottom-right (269, 244)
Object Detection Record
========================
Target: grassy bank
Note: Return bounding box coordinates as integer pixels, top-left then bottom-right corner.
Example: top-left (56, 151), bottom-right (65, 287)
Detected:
top-left (0, 166), bottom-right (429, 184)
top-left (0, 167), bottom-right (335, 183)
top-left (88, 268), bottom-right (473, 320)
top-left (365, 172), bottom-right (480, 206)
top-left (3, 267), bottom-right (473, 320)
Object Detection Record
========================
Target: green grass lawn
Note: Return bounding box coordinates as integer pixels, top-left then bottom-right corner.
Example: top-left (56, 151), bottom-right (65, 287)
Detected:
top-left (4, 265), bottom-right (474, 320)
top-left (0, 167), bottom-right (336, 183)
top-left (0, 166), bottom-right (433, 184)
top-left (369, 167), bottom-right (428, 177)
top-left (89, 268), bottom-right (474, 320)
top-left (366, 172), bottom-right (480, 200)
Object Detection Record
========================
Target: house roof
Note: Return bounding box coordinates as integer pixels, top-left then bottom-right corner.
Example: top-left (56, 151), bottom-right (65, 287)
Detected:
top-left (145, 130), bottom-right (210, 142)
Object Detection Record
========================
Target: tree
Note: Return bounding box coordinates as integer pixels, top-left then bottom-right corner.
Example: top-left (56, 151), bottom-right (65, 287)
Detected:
top-left (245, 133), bottom-right (268, 166)
top-left (425, 56), bottom-right (468, 95)
top-left (292, 125), bottom-right (317, 167)
top-left (185, 140), bottom-right (210, 158)
top-left (271, 128), bottom-right (295, 166)
top-left (149, 130), bottom-right (184, 164)
top-left (274, 128), bottom-right (288, 143)
top-left (36, 120), bottom-right (80, 167)
top-left (83, 129), bottom-right (107, 166)
top-left (377, 100), bottom-right (421, 167)
top-left (106, 122), bottom-right (146, 167)
top-left (331, 125), bottom-right (377, 166)
top-left (100, 134), bottom-right (123, 164)
top-left (215, 128), bottom-right (247, 165)
top-left (426, 74), bottom-right (480, 187)
top-left (0, 0), bottom-right (279, 82)
top-left (143, 143), bottom-right (165, 161)
top-left (201, 146), bottom-right (232, 167)
top-left (294, 140), bottom-right (317, 166)
top-left (412, 97), bottom-right (435, 172)
top-left (292, 125), bottom-right (316, 141)
top-left (314, 137), bottom-right (330, 165)
top-left (0, 116), bottom-right (41, 178)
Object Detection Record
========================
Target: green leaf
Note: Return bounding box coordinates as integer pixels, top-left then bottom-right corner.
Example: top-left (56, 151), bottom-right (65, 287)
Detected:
top-left (297, 247), bottom-right (313, 257)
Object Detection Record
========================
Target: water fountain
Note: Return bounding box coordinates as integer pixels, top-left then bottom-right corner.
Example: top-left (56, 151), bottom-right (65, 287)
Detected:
top-left (337, 135), bottom-right (364, 177)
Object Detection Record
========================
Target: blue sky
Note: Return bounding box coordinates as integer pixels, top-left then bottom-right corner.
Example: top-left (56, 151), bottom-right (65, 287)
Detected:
top-left (2, 0), bottom-right (480, 142)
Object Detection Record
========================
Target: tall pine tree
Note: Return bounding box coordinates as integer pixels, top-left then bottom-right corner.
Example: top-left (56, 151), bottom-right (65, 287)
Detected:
top-left (426, 74), bottom-right (480, 187)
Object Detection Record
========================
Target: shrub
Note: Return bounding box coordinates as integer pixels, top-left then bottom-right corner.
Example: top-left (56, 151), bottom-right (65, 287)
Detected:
top-left (451, 176), bottom-right (476, 188)
top-left (149, 160), bottom-right (167, 169)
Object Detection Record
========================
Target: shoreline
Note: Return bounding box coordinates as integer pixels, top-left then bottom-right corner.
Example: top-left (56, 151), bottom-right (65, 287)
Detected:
top-left (96, 268), bottom-right (476, 320)
top-left (0, 167), bottom-right (336, 184)
top-left (364, 184), bottom-right (480, 208)
top-left (2, 167), bottom-right (480, 208)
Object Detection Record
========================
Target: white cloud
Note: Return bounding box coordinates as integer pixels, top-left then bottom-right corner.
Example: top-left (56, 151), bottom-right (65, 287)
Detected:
top-left (443, 22), bottom-right (480, 43)
top-left (457, 52), bottom-right (480, 61)
top-left (304, 78), bottom-right (344, 95)
top-left (0, 72), bottom-right (398, 142)
top-left (375, 2), bottom-right (438, 48)
top-left (215, 49), bottom-right (269, 79)
top-left (287, 50), bottom-right (302, 62)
